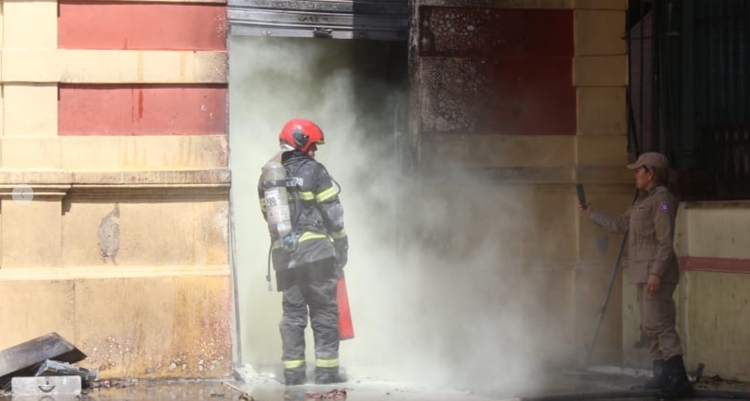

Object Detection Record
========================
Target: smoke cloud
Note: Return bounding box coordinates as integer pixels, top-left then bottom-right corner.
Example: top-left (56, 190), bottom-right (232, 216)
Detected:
top-left (229, 35), bottom-right (578, 397)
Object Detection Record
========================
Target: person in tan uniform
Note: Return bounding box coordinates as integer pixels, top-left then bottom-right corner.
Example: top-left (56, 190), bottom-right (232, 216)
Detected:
top-left (579, 152), bottom-right (692, 399)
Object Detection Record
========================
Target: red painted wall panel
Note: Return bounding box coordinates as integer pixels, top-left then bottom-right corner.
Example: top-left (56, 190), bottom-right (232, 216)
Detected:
top-left (417, 7), bottom-right (575, 136)
top-left (58, 2), bottom-right (227, 50)
top-left (58, 85), bottom-right (227, 136)
top-left (420, 57), bottom-right (575, 136)
top-left (679, 257), bottom-right (750, 274)
top-left (418, 7), bottom-right (574, 58)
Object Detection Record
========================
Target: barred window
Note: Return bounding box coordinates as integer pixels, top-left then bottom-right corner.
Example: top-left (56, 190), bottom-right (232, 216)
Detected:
top-left (627, 0), bottom-right (750, 200)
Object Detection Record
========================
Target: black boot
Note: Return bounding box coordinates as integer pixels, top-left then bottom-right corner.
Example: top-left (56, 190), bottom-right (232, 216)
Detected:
top-left (314, 367), bottom-right (346, 385)
top-left (630, 359), bottom-right (665, 390)
top-left (644, 359), bottom-right (666, 389)
top-left (284, 367), bottom-right (307, 386)
top-left (662, 355), bottom-right (694, 399)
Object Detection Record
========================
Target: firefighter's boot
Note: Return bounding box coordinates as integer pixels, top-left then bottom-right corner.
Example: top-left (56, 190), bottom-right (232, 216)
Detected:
top-left (661, 356), bottom-right (694, 399)
top-left (284, 367), bottom-right (307, 386)
top-left (314, 367), bottom-right (346, 385)
top-left (645, 359), bottom-right (666, 389)
top-left (630, 359), bottom-right (666, 390)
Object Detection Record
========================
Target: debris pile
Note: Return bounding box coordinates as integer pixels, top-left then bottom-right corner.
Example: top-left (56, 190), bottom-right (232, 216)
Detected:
top-left (284, 388), bottom-right (349, 401)
top-left (306, 388), bottom-right (348, 400)
top-left (223, 382), bottom-right (255, 401)
top-left (0, 332), bottom-right (98, 396)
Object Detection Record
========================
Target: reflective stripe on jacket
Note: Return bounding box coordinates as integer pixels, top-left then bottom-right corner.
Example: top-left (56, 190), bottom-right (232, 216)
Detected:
top-left (258, 151), bottom-right (347, 269)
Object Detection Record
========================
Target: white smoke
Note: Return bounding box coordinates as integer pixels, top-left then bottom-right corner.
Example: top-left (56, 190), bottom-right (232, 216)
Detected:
top-left (229, 35), bottom-right (578, 397)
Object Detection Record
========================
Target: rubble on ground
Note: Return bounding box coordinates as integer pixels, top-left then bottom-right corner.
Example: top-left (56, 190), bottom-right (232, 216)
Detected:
top-left (0, 332), bottom-right (98, 395)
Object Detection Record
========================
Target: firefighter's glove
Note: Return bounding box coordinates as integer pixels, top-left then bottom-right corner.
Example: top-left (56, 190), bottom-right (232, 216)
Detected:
top-left (334, 238), bottom-right (348, 269)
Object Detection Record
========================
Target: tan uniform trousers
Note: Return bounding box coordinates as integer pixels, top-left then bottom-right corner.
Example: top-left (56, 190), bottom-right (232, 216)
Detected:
top-left (638, 283), bottom-right (683, 361)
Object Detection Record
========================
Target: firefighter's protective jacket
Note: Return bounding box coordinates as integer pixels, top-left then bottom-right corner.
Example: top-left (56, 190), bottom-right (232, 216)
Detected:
top-left (258, 150), bottom-right (348, 270)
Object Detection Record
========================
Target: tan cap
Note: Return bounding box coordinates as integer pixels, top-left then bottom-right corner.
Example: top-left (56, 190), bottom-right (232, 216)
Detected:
top-left (627, 152), bottom-right (669, 170)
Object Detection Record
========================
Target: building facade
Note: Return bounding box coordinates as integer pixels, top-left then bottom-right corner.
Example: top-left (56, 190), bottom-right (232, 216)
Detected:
top-left (0, 0), bottom-right (747, 385)
top-left (0, 0), bottom-right (233, 379)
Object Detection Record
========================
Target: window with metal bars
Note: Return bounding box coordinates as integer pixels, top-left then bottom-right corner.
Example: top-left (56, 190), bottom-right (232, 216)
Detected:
top-left (627, 0), bottom-right (750, 201)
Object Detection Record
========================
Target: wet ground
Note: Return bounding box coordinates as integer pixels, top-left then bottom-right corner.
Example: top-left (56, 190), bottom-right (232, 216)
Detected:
top-left (2, 379), bottom-right (504, 401)
top-left (1, 369), bottom-right (748, 401)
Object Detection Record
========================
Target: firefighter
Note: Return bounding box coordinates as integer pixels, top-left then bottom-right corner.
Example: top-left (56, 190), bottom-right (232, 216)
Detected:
top-left (579, 152), bottom-right (692, 399)
top-left (257, 118), bottom-right (349, 386)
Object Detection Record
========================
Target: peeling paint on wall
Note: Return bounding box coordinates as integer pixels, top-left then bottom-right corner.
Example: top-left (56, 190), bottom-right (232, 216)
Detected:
top-left (98, 203), bottom-right (121, 265)
top-left (416, 6), bottom-right (576, 136)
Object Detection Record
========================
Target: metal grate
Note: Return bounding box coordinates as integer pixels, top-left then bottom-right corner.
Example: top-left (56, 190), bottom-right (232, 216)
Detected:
top-left (627, 0), bottom-right (750, 200)
top-left (696, 0), bottom-right (750, 197)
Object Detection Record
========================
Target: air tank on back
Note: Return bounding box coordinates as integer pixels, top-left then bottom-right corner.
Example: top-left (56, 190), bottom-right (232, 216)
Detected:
top-left (261, 152), bottom-right (292, 244)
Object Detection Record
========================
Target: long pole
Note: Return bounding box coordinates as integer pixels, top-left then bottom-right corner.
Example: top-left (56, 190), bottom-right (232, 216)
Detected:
top-left (584, 188), bottom-right (638, 366)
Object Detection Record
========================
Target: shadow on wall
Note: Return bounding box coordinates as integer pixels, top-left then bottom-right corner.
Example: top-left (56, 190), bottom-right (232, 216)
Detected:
top-left (228, 35), bottom-right (577, 395)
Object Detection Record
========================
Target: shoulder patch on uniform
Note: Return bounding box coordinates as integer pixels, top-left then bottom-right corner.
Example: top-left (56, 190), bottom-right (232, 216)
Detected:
top-left (659, 201), bottom-right (671, 213)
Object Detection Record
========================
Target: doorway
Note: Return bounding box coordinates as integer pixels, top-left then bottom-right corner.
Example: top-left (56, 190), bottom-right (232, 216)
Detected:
top-left (227, 34), bottom-right (409, 377)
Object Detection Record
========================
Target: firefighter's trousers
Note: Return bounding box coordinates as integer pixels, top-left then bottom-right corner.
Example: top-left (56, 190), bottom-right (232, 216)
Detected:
top-left (279, 258), bottom-right (340, 372)
top-left (638, 283), bottom-right (684, 361)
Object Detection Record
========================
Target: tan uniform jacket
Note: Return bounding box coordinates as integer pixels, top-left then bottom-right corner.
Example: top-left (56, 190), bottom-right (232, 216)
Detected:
top-left (592, 185), bottom-right (679, 284)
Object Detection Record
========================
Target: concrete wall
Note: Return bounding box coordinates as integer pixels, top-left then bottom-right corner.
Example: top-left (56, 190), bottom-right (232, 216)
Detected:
top-left (407, 0), bottom-right (750, 386)
top-left (0, 0), bottom-right (233, 379)
top-left (410, 0), bottom-right (631, 373)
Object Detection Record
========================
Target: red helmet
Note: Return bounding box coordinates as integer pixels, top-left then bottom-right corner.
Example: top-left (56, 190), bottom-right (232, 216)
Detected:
top-left (279, 118), bottom-right (325, 153)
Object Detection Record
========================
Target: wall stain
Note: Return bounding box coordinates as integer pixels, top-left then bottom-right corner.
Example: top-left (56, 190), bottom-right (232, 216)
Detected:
top-left (138, 89), bottom-right (144, 120)
top-left (98, 203), bottom-right (121, 265)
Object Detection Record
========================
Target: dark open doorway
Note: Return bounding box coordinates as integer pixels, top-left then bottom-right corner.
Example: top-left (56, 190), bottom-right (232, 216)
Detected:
top-left (226, 6), bottom-right (410, 372)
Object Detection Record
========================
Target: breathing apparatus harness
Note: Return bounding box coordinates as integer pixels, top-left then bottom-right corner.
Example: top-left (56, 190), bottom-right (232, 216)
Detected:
top-left (261, 153), bottom-right (342, 292)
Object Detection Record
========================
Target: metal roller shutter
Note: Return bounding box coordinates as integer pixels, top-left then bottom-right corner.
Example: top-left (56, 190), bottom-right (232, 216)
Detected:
top-left (227, 0), bottom-right (410, 41)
